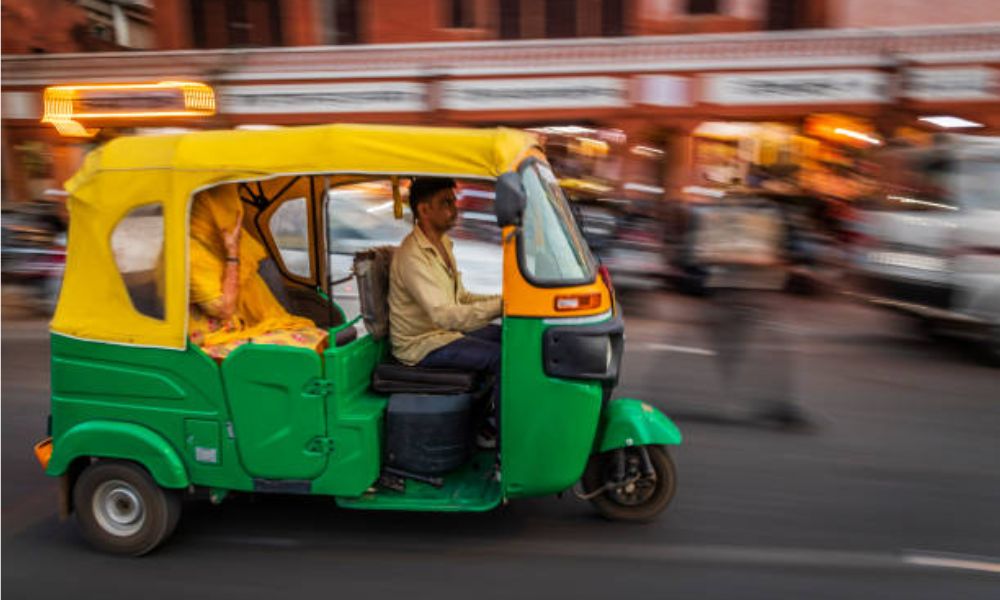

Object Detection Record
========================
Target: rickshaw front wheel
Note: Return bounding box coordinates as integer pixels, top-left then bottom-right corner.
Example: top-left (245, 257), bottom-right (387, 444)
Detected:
top-left (73, 460), bottom-right (181, 556)
top-left (581, 446), bottom-right (677, 522)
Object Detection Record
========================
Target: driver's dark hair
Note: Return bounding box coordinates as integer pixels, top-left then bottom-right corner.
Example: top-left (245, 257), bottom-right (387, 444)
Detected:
top-left (409, 177), bottom-right (456, 219)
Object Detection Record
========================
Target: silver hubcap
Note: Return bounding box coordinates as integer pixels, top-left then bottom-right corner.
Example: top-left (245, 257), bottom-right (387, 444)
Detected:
top-left (92, 480), bottom-right (146, 537)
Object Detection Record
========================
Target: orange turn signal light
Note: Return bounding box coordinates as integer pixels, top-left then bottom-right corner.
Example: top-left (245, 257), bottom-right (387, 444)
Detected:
top-left (554, 293), bottom-right (601, 312)
top-left (34, 437), bottom-right (53, 470)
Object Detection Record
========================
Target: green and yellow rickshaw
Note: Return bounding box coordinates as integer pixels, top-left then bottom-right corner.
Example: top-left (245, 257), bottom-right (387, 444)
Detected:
top-left (34, 124), bottom-right (682, 555)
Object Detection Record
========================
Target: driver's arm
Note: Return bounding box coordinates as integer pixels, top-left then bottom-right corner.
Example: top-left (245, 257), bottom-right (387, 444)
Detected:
top-left (456, 272), bottom-right (501, 306)
top-left (397, 253), bottom-right (501, 333)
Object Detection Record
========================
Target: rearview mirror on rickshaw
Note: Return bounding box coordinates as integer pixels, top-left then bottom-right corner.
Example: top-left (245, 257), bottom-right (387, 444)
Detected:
top-left (34, 124), bottom-right (681, 556)
top-left (494, 171), bottom-right (526, 228)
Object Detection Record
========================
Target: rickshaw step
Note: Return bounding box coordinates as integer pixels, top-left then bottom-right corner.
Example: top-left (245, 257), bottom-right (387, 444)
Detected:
top-left (336, 451), bottom-right (500, 512)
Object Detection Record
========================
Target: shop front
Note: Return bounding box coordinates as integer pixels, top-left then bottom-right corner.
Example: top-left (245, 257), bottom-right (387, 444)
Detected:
top-left (3, 27), bottom-right (997, 209)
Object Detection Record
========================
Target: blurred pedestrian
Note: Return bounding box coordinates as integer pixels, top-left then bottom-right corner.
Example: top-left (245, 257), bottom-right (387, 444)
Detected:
top-left (691, 193), bottom-right (809, 427)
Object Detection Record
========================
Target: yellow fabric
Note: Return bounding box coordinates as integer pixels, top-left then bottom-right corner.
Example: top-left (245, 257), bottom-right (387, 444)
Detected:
top-left (187, 186), bottom-right (324, 352)
top-left (389, 226), bottom-right (501, 365)
top-left (197, 329), bottom-right (329, 361)
top-left (51, 124), bottom-right (540, 349)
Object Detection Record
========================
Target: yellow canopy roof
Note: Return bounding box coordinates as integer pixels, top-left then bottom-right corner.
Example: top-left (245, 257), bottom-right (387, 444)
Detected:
top-left (52, 124), bottom-right (540, 349)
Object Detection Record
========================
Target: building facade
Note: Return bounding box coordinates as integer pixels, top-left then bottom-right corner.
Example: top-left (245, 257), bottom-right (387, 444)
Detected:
top-left (149, 0), bottom-right (840, 49)
top-left (2, 0), bottom-right (155, 54)
top-left (2, 1), bottom-right (999, 204)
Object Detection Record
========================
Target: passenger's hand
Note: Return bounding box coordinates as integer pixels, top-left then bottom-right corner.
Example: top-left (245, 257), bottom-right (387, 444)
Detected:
top-left (223, 208), bottom-right (244, 258)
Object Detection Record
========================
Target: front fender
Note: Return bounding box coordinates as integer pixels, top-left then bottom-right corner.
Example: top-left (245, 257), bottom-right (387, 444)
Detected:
top-left (46, 421), bottom-right (189, 489)
top-left (597, 398), bottom-right (682, 453)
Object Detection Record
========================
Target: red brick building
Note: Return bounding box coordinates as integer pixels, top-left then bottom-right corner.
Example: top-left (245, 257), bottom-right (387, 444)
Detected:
top-left (150, 0), bottom-right (835, 49)
top-left (148, 0), bottom-right (1000, 49)
top-left (2, 0), bottom-right (154, 54)
top-left (3, 1), bottom-right (999, 204)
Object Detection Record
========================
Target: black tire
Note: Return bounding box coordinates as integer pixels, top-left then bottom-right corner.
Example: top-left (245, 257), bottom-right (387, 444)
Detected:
top-left (582, 446), bottom-right (677, 522)
top-left (73, 460), bottom-right (182, 556)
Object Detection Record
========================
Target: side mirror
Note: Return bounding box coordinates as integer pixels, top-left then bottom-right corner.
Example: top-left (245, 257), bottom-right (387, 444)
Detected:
top-left (494, 171), bottom-right (526, 229)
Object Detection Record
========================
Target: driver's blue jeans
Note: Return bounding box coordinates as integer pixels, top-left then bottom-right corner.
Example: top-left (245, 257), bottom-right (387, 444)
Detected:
top-left (417, 324), bottom-right (501, 417)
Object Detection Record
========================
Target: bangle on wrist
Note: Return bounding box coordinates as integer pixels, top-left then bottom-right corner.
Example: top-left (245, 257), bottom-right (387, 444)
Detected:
top-left (226, 256), bottom-right (239, 263)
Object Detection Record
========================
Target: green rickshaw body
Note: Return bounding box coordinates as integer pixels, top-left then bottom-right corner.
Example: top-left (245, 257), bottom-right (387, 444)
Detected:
top-left (48, 331), bottom-right (391, 498)
top-left (499, 317), bottom-right (604, 498)
top-left (48, 319), bottom-right (677, 505)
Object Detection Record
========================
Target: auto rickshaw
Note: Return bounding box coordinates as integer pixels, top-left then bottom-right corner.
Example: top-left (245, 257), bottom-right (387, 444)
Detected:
top-left (34, 124), bottom-right (682, 555)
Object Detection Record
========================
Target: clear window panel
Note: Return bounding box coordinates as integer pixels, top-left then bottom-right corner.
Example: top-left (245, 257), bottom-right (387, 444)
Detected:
top-left (520, 164), bottom-right (595, 285)
top-left (270, 196), bottom-right (311, 278)
top-left (325, 179), bottom-right (502, 321)
top-left (326, 181), bottom-right (412, 320)
top-left (111, 203), bottom-right (166, 320)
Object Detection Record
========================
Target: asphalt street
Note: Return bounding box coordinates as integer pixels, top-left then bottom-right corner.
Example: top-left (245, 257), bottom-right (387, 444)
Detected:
top-left (3, 289), bottom-right (999, 599)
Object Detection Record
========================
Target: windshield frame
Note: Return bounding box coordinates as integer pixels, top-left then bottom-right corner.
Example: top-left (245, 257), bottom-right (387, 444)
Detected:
top-left (515, 158), bottom-right (599, 288)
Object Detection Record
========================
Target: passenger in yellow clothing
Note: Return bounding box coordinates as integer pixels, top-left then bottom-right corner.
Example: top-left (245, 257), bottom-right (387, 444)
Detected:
top-left (188, 186), bottom-right (327, 360)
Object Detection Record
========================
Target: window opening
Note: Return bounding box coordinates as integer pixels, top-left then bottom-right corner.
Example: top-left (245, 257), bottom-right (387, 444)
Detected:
top-left (111, 203), bottom-right (166, 320)
top-left (687, 0), bottom-right (719, 15)
top-left (446, 0), bottom-right (475, 28)
top-left (325, 179), bottom-right (502, 322)
top-left (270, 197), bottom-right (312, 278)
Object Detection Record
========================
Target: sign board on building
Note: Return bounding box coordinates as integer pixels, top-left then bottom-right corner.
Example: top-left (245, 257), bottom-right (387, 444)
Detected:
top-left (702, 71), bottom-right (888, 105)
top-left (1, 92), bottom-right (41, 120)
top-left (221, 82), bottom-right (427, 114)
top-left (440, 77), bottom-right (626, 111)
top-left (904, 67), bottom-right (998, 102)
top-left (634, 75), bottom-right (693, 107)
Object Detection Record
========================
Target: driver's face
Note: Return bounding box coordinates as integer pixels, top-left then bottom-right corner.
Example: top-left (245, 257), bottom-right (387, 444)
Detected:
top-left (423, 188), bottom-right (458, 232)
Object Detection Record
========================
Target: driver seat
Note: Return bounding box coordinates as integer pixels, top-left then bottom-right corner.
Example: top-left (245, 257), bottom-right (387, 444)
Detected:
top-left (353, 247), bottom-right (479, 395)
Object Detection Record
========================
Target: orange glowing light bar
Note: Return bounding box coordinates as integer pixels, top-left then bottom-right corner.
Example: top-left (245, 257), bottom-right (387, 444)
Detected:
top-left (42, 81), bottom-right (216, 137)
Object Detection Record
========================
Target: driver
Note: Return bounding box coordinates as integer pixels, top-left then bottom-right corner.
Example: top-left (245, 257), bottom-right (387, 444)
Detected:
top-left (388, 178), bottom-right (502, 442)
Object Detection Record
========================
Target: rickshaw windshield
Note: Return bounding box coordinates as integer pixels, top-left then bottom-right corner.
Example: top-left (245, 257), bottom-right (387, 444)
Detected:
top-left (520, 162), bottom-right (597, 286)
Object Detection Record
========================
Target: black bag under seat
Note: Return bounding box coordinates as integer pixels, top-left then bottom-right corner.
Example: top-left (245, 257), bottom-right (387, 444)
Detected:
top-left (385, 393), bottom-right (475, 475)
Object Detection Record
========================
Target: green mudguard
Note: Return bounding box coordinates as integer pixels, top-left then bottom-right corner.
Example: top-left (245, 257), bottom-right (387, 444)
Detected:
top-left (47, 421), bottom-right (189, 489)
top-left (596, 398), bottom-right (682, 453)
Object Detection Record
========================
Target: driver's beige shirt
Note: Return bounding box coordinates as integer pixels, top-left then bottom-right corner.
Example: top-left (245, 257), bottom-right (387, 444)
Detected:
top-left (389, 226), bottom-right (502, 365)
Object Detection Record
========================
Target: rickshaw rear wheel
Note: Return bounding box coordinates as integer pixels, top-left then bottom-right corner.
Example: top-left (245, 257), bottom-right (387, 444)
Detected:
top-left (73, 460), bottom-right (181, 556)
top-left (582, 446), bottom-right (677, 522)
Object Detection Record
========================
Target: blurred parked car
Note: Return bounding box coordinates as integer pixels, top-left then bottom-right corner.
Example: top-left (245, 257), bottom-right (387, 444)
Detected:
top-left (850, 135), bottom-right (1000, 364)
